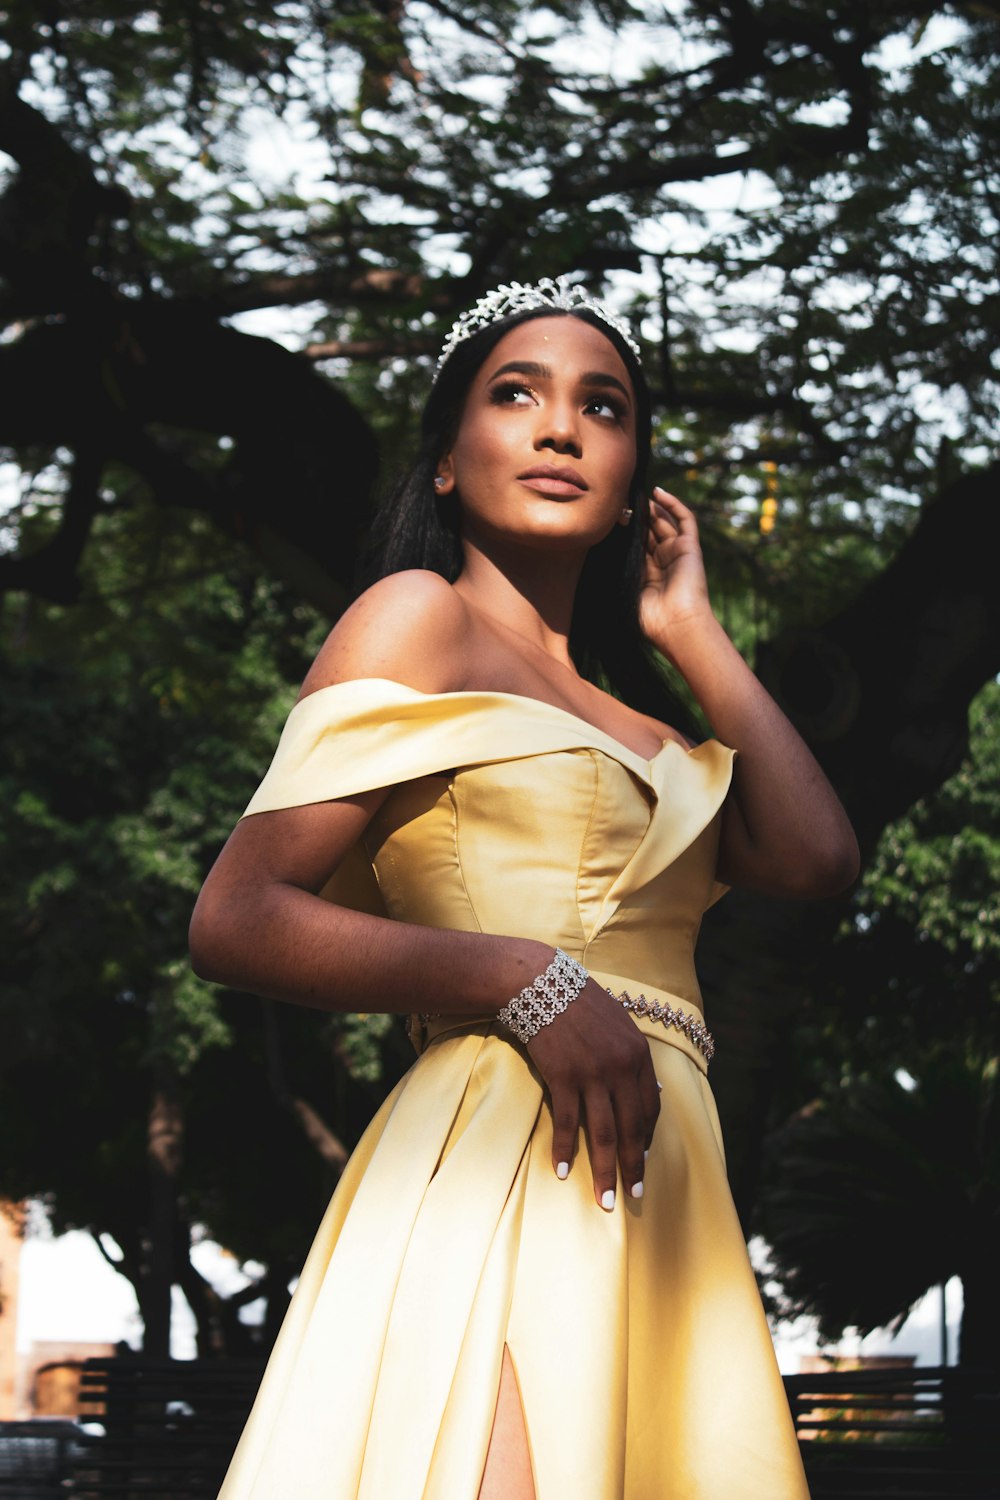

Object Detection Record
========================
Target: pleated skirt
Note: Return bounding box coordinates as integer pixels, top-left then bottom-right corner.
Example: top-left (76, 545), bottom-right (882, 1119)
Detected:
top-left (217, 976), bottom-right (809, 1500)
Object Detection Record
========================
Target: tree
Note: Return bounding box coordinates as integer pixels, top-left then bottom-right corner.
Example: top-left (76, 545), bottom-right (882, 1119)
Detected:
top-left (2, 2), bottom-right (996, 605)
top-left (0, 502), bottom-right (412, 1353)
top-left (758, 682), bottom-right (1000, 1367)
top-left (1, 1), bottom-right (998, 1343)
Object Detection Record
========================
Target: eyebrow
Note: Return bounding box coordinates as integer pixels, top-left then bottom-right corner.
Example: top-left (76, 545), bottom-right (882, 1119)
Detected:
top-left (486, 360), bottom-right (632, 404)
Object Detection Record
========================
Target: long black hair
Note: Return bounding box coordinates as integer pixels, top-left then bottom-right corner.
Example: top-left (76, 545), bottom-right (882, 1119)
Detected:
top-left (364, 304), bottom-right (697, 737)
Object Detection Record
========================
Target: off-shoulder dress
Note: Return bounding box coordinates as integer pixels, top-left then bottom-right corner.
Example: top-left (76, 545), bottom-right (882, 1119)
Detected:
top-left (217, 678), bottom-right (809, 1500)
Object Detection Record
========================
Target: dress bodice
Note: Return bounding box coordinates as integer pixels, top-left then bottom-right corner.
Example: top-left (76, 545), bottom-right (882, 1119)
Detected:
top-left (243, 678), bottom-right (734, 1009)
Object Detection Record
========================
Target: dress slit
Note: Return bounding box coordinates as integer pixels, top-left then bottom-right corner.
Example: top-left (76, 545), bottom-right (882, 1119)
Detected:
top-left (477, 1344), bottom-right (536, 1500)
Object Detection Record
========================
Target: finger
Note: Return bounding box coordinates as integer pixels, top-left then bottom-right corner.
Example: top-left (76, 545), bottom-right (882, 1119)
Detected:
top-left (652, 485), bottom-right (689, 510)
top-left (549, 1084), bottom-right (580, 1181)
top-left (637, 1058), bottom-right (661, 1154)
top-left (582, 1089), bottom-right (620, 1211)
top-left (647, 493), bottom-right (679, 534)
top-left (652, 487), bottom-right (699, 533)
top-left (645, 527), bottom-right (675, 562)
top-left (612, 1077), bottom-right (649, 1200)
top-left (646, 501), bottom-right (687, 554)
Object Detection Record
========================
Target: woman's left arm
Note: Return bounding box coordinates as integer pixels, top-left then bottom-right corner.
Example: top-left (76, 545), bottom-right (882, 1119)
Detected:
top-left (640, 487), bottom-right (860, 899)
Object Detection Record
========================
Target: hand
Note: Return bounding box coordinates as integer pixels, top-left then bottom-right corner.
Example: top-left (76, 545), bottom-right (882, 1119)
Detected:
top-left (639, 487), bottom-right (713, 649)
top-left (526, 978), bottom-right (661, 1209)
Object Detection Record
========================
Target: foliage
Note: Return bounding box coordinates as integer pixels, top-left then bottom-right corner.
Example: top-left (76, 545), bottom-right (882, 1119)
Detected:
top-left (759, 681), bottom-right (1000, 1362)
top-left (3, 1), bottom-right (998, 622)
top-left (0, 493), bottom-right (412, 1345)
top-left (862, 684), bottom-right (1000, 968)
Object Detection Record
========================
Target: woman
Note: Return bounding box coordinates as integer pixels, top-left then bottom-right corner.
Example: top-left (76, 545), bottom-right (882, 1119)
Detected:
top-left (191, 276), bottom-right (858, 1500)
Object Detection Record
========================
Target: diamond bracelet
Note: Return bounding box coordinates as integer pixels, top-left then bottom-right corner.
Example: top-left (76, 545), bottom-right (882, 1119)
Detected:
top-left (497, 948), bottom-right (590, 1044)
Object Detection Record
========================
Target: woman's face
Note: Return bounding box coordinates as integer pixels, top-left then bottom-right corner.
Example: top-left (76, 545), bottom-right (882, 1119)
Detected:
top-left (437, 315), bottom-right (638, 557)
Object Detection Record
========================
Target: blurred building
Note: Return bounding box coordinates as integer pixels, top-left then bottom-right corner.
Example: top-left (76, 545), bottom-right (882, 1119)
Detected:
top-left (0, 1204), bottom-right (24, 1419)
top-left (1, 1204), bottom-right (115, 1418)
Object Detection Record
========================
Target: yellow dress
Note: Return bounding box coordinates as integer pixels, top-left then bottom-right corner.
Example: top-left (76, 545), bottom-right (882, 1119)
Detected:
top-left (218, 678), bottom-right (809, 1500)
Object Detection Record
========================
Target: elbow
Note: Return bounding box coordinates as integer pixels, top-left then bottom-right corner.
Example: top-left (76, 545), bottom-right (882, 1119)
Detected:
top-left (826, 821), bottom-right (862, 896)
top-left (189, 887), bottom-right (239, 985)
top-left (724, 818), bottom-right (862, 901)
top-left (188, 901), bottom-right (218, 983)
top-left (795, 830), bottom-right (861, 900)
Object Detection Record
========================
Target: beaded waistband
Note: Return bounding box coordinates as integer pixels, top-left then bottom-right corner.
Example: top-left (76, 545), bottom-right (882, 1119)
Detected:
top-left (604, 988), bottom-right (715, 1064)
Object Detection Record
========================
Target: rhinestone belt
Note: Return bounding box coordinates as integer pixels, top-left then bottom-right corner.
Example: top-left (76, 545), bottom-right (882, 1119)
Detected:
top-left (606, 988), bottom-right (716, 1063)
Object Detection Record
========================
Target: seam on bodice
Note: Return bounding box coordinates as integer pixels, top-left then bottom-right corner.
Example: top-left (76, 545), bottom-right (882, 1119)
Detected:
top-left (449, 777), bottom-right (484, 934)
top-left (575, 750), bottom-right (603, 944)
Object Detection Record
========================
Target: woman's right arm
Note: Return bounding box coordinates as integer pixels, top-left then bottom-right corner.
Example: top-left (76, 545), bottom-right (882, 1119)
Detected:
top-left (189, 791), bottom-right (557, 1016)
top-left (189, 570), bottom-right (658, 1208)
top-left (190, 569), bottom-right (550, 1013)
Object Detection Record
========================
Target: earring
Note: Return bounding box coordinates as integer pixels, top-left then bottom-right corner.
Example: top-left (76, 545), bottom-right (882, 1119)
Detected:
top-left (434, 476), bottom-right (445, 491)
top-left (621, 507), bottom-right (633, 521)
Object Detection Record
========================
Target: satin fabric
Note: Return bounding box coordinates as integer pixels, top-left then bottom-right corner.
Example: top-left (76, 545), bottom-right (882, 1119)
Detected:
top-left (220, 678), bottom-right (809, 1499)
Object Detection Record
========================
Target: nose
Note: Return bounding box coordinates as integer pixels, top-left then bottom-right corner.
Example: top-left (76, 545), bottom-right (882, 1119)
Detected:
top-left (534, 398), bottom-right (582, 457)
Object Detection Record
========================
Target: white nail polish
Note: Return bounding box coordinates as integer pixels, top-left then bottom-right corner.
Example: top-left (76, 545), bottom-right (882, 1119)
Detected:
top-left (601, 1189), bottom-right (616, 1211)
top-left (631, 1181), bottom-right (644, 1200)
top-left (656, 1081), bottom-right (663, 1092)
top-left (556, 1161), bottom-right (569, 1180)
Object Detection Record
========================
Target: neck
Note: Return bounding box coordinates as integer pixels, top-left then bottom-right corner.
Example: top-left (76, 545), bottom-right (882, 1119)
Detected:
top-left (453, 539), bottom-right (584, 669)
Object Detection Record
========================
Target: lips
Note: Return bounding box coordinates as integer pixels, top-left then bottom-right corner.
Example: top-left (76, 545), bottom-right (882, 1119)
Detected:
top-left (517, 464), bottom-right (589, 496)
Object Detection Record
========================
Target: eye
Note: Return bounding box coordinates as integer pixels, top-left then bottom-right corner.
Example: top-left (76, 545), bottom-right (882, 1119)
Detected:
top-left (489, 379), bottom-right (538, 406)
top-left (584, 394), bottom-right (626, 422)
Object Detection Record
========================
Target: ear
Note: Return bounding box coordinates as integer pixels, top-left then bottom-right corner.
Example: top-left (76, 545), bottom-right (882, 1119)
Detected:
top-left (434, 453), bottom-right (456, 494)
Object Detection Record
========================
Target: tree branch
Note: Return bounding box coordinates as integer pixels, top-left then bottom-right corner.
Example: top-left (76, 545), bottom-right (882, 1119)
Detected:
top-left (0, 68), bottom-right (129, 314)
top-left (0, 444), bottom-right (105, 603)
top-left (304, 334), bottom-right (437, 361)
top-left (260, 999), bottom-right (349, 1172)
top-left (191, 265), bottom-right (429, 318)
top-left (0, 310), bottom-right (377, 614)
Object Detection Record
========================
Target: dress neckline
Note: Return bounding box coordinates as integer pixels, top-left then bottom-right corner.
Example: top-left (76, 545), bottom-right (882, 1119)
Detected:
top-left (300, 676), bottom-right (702, 773)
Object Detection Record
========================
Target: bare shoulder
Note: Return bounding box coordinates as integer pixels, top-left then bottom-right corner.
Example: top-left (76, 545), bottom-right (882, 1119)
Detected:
top-left (299, 570), bottom-right (470, 700)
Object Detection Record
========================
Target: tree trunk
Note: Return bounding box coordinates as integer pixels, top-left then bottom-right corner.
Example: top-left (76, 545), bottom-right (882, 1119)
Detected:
top-left (958, 1239), bottom-right (1000, 1372)
top-left (141, 1078), bottom-right (183, 1356)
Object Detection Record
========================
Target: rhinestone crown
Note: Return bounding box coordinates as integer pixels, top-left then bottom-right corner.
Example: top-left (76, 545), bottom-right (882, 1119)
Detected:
top-left (435, 275), bottom-right (642, 377)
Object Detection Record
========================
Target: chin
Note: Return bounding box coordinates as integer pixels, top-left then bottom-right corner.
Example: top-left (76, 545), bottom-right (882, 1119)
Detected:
top-left (463, 507), bottom-right (617, 556)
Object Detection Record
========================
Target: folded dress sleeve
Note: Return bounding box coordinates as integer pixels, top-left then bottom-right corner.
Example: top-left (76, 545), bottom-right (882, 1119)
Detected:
top-left (241, 678), bottom-right (484, 916)
top-left (243, 678), bottom-right (484, 817)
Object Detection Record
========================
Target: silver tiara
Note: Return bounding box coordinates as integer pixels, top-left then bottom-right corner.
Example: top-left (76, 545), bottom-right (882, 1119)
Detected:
top-left (435, 275), bottom-right (642, 376)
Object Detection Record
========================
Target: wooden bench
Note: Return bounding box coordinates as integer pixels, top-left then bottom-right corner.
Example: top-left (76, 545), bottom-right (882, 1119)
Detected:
top-left (0, 1418), bottom-right (94, 1498)
top-left (784, 1364), bottom-right (1000, 1499)
top-left (72, 1358), bottom-right (264, 1498)
top-left (68, 1356), bottom-right (1000, 1498)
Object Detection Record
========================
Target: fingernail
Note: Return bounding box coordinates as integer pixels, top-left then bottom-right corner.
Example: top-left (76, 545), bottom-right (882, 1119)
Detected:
top-left (643, 1149), bottom-right (649, 1162)
top-left (601, 1189), bottom-right (616, 1211)
top-left (631, 1181), bottom-right (644, 1200)
top-left (556, 1161), bottom-right (569, 1180)
top-left (656, 1081), bottom-right (663, 1092)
